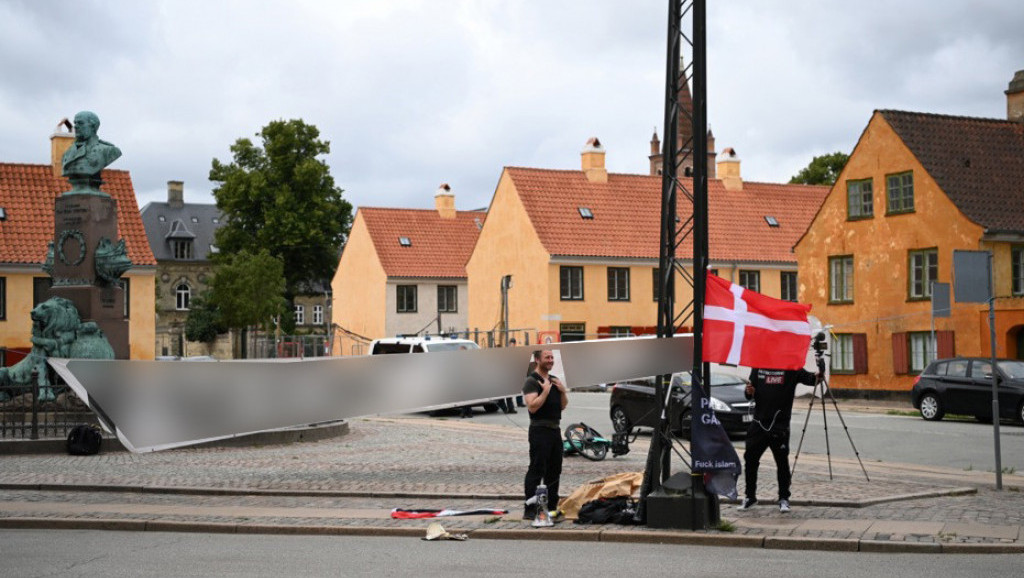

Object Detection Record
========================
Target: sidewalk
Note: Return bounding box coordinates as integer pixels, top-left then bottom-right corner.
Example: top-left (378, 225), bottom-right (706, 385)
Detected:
top-left (1, 416), bottom-right (1022, 553)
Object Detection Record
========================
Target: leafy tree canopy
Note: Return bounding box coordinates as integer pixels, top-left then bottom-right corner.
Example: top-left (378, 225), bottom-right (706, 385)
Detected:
top-left (184, 293), bottom-right (226, 343)
top-left (789, 151), bottom-right (850, 185)
top-left (210, 119), bottom-right (352, 295)
top-left (208, 249), bottom-right (288, 331)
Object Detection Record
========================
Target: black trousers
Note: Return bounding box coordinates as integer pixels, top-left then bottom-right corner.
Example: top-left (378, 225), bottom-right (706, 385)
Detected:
top-left (743, 424), bottom-right (792, 501)
top-left (524, 426), bottom-right (563, 507)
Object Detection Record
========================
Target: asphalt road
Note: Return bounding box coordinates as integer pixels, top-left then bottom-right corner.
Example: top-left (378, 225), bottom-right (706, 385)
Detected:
top-left (408, 392), bottom-right (1024, 473)
top-left (3, 530), bottom-right (1020, 578)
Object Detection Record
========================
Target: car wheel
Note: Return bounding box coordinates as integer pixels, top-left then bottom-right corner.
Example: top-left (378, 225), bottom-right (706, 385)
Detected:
top-left (1017, 401), bottom-right (1024, 425)
top-left (919, 393), bottom-right (944, 421)
top-left (482, 403), bottom-right (500, 414)
top-left (677, 410), bottom-right (692, 441)
top-left (610, 406), bottom-right (631, 434)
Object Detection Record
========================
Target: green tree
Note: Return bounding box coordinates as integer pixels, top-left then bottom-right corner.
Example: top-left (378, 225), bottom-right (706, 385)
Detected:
top-left (208, 249), bottom-right (288, 332)
top-left (789, 151), bottom-right (850, 185)
top-left (209, 119), bottom-right (352, 296)
top-left (183, 293), bottom-right (226, 344)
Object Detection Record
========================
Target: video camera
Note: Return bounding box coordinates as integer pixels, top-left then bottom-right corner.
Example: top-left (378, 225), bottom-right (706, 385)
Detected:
top-left (811, 332), bottom-right (828, 355)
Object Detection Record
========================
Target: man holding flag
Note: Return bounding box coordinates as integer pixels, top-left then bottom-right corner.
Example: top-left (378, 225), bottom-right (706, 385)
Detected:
top-left (700, 273), bottom-right (820, 512)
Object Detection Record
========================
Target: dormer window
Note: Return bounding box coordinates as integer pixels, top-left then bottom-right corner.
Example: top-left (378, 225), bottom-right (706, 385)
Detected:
top-left (578, 207), bottom-right (594, 219)
top-left (158, 215), bottom-right (166, 222)
top-left (212, 217), bottom-right (220, 224)
top-left (399, 237), bottom-right (411, 247)
top-left (764, 216), bottom-right (779, 227)
top-left (171, 239), bottom-right (194, 260)
top-left (191, 216), bottom-right (199, 223)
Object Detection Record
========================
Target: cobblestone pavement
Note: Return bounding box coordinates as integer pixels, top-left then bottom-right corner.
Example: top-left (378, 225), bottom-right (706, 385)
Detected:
top-left (1, 417), bottom-right (1022, 553)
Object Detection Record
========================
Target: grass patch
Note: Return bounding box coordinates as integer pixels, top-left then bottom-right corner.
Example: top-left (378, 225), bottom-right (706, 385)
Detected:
top-left (886, 409), bottom-right (918, 417)
top-left (715, 519), bottom-right (736, 532)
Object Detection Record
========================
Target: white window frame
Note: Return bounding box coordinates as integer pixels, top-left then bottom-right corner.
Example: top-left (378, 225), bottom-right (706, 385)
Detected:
top-left (313, 305), bottom-right (324, 325)
top-left (830, 334), bottom-right (854, 372)
top-left (175, 283), bottom-right (191, 311)
top-left (909, 332), bottom-right (935, 373)
top-left (294, 304), bottom-right (305, 325)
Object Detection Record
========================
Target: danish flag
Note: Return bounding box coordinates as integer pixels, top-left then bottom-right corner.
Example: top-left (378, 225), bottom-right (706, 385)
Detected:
top-left (702, 273), bottom-right (812, 370)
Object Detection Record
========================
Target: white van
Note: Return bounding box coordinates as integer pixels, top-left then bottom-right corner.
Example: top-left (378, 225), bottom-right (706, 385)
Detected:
top-left (368, 336), bottom-right (501, 414)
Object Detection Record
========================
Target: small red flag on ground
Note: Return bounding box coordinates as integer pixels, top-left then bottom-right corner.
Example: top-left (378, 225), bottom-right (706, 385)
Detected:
top-left (703, 273), bottom-right (812, 370)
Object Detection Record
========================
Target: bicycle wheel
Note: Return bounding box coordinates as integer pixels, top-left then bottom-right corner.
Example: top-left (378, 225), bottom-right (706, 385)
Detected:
top-left (566, 428), bottom-right (607, 461)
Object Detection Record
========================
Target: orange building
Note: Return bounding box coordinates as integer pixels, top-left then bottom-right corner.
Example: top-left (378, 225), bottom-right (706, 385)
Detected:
top-left (0, 123), bottom-right (157, 362)
top-left (795, 70), bottom-right (1024, 394)
top-left (330, 185), bottom-right (483, 355)
top-left (467, 138), bottom-right (829, 343)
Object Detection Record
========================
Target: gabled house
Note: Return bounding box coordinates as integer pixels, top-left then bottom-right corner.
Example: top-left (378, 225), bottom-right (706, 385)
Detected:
top-left (467, 138), bottom-right (829, 343)
top-left (0, 124), bottom-right (157, 362)
top-left (140, 181), bottom-right (226, 357)
top-left (795, 69), bottom-right (1024, 394)
top-left (330, 185), bottom-right (483, 355)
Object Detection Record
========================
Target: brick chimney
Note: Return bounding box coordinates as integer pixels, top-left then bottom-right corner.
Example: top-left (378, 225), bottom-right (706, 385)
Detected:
top-left (435, 183), bottom-right (456, 219)
top-left (50, 118), bottom-right (74, 177)
top-left (167, 180), bottom-right (185, 208)
top-left (581, 137), bottom-right (607, 183)
top-left (717, 147), bottom-right (742, 191)
top-left (1007, 69), bottom-right (1024, 123)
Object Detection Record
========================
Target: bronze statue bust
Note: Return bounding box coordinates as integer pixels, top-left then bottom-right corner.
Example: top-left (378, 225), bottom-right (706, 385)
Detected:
top-left (62, 110), bottom-right (122, 194)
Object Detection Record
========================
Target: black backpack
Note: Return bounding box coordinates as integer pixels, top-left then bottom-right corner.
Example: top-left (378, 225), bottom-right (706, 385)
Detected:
top-left (67, 424), bottom-right (103, 455)
top-left (575, 496), bottom-right (637, 525)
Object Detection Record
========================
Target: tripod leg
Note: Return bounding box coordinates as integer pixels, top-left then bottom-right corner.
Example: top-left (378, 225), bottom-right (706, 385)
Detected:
top-left (820, 381), bottom-right (833, 480)
top-left (823, 379), bottom-right (870, 482)
top-left (790, 384), bottom-right (818, 477)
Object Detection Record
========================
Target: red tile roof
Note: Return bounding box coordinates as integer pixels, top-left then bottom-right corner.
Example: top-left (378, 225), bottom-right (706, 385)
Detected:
top-left (0, 163), bottom-right (156, 266)
top-left (359, 207), bottom-right (483, 278)
top-left (507, 167), bottom-right (829, 263)
top-left (880, 110), bottom-right (1024, 233)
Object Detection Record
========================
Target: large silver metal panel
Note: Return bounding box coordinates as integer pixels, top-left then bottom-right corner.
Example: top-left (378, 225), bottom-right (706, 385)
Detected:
top-left (50, 335), bottom-right (693, 453)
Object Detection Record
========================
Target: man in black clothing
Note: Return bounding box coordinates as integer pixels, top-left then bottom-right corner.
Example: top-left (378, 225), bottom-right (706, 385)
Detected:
top-left (738, 366), bottom-right (820, 513)
top-left (522, 350), bottom-right (568, 520)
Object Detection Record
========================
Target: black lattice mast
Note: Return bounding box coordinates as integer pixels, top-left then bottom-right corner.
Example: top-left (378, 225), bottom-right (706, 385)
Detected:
top-left (637, 0), bottom-right (708, 524)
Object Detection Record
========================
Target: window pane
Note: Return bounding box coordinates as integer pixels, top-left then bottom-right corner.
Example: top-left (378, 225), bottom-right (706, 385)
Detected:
top-left (781, 271), bottom-right (797, 302)
top-left (1014, 248), bottom-right (1024, 295)
top-left (909, 333), bottom-right (934, 372)
top-left (830, 334), bottom-right (854, 371)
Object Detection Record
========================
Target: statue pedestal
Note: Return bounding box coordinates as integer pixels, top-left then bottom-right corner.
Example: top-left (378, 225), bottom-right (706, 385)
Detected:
top-left (50, 194), bottom-right (130, 359)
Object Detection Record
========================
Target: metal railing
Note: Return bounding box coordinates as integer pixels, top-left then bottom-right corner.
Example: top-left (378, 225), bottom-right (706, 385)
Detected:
top-left (1, 357), bottom-right (92, 440)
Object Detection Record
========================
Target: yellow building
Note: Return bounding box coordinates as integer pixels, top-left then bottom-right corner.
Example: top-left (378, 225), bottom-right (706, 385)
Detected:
top-left (0, 124), bottom-right (156, 363)
top-left (467, 138), bottom-right (829, 344)
top-left (795, 69), bottom-right (1024, 393)
top-left (331, 185), bottom-right (483, 355)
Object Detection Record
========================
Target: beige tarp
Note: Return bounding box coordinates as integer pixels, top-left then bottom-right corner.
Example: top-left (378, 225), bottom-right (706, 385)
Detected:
top-left (558, 471), bottom-right (644, 519)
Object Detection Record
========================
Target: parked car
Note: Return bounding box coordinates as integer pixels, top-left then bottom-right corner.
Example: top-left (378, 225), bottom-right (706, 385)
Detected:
top-left (609, 371), bottom-right (753, 438)
top-left (368, 336), bottom-right (501, 414)
top-left (911, 357), bottom-right (1024, 424)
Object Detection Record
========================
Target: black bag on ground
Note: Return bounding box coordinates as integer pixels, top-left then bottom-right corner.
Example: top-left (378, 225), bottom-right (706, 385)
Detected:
top-left (66, 424), bottom-right (102, 455)
top-left (575, 496), bottom-right (637, 525)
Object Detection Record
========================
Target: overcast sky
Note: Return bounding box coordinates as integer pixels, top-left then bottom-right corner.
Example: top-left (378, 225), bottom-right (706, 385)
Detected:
top-left (1, 1), bottom-right (1022, 213)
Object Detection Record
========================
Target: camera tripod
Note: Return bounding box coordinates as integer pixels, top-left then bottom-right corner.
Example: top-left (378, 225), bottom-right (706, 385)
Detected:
top-left (791, 352), bottom-right (870, 482)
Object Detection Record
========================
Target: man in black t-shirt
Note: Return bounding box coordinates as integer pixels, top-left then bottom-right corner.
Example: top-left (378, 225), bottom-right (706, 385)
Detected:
top-left (738, 366), bottom-right (819, 513)
top-left (522, 350), bottom-right (569, 520)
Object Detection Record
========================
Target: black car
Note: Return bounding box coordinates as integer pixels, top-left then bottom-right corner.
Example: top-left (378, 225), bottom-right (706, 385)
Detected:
top-left (609, 372), bottom-right (753, 437)
top-left (911, 357), bottom-right (1024, 424)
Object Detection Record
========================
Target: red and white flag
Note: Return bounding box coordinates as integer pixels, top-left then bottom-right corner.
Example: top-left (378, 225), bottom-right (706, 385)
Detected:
top-left (703, 273), bottom-right (811, 370)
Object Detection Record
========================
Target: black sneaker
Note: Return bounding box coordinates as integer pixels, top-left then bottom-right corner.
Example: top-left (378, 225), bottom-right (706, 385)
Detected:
top-left (736, 497), bottom-right (758, 511)
top-left (523, 504), bottom-right (538, 520)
